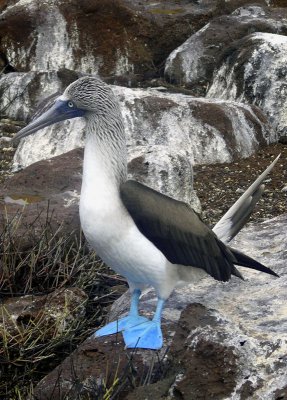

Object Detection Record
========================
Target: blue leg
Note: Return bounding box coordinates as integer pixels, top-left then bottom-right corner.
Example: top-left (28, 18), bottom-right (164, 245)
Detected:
top-left (94, 289), bottom-right (149, 337)
top-left (123, 298), bottom-right (165, 350)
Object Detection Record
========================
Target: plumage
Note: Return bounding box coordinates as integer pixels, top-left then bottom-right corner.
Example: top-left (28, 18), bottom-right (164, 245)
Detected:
top-left (213, 154), bottom-right (280, 242)
top-left (120, 180), bottom-right (242, 281)
top-left (12, 76), bottom-right (279, 350)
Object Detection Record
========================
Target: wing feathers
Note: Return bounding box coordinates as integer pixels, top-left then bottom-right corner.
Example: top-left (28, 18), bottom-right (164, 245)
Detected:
top-left (120, 180), bottom-right (277, 282)
top-left (121, 180), bottom-right (237, 281)
top-left (230, 248), bottom-right (279, 277)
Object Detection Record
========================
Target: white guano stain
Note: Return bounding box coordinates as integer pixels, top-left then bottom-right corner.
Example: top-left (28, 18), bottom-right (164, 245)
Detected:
top-left (11, 84), bottom-right (272, 170)
top-left (207, 32), bottom-right (287, 139)
top-left (0, 1), bottom-right (101, 73)
top-left (34, 6), bottom-right (74, 71)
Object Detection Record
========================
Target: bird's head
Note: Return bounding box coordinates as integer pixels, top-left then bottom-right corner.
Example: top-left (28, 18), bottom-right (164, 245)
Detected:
top-left (12, 76), bottom-right (115, 142)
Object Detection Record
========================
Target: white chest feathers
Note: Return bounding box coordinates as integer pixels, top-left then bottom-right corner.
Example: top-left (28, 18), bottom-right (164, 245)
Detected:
top-left (79, 133), bottom-right (177, 297)
top-left (79, 183), bottom-right (172, 292)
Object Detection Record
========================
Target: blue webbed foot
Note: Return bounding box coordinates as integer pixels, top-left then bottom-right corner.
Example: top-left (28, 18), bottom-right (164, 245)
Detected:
top-left (94, 315), bottom-right (149, 337)
top-left (123, 320), bottom-right (163, 349)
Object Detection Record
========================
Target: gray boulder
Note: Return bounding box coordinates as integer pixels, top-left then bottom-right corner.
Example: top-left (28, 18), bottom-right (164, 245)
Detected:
top-left (165, 6), bottom-right (287, 94)
top-left (0, 148), bottom-right (83, 251)
top-left (0, 0), bottom-right (272, 86)
top-left (207, 32), bottom-right (287, 140)
top-left (11, 81), bottom-right (275, 170)
top-left (0, 70), bottom-right (80, 121)
top-left (0, 0), bottom-right (232, 83)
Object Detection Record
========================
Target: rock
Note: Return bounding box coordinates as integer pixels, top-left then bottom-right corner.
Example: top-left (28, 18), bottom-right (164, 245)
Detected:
top-left (0, 70), bottom-right (80, 122)
top-left (34, 214), bottom-right (287, 399)
top-left (0, 148), bottom-right (83, 250)
top-left (0, 0), bottom-right (209, 81)
top-left (165, 305), bottom-right (245, 399)
top-left (114, 88), bottom-right (275, 169)
top-left (0, 118), bottom-right (23, 183)
top-left (207, 32), bottom-right (287, 139)
top-left (279, 133), bottom-right (287, 144)
top-left (0, 287), bottom-right (88, 341)
top-left (12, 83), bottom-right (275, 171)
top-left (164, 5), bottom-right (287, 94)
top-left (0, 49), bottom-right (15, 73)
top-left (0, 0), bottom-right (274, 84)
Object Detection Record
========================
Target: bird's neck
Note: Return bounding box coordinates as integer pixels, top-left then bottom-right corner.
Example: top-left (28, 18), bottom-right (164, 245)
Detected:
top-left (81, 114), bottom-right (128, 200)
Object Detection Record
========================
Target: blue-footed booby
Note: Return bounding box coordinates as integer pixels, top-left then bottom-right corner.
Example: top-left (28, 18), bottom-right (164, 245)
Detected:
top-left (13, 76), bottom-right (279, 350)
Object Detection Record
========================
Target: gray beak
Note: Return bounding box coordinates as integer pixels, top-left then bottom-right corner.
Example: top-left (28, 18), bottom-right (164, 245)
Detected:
top-left (12, 99), bottom-right (86, 142)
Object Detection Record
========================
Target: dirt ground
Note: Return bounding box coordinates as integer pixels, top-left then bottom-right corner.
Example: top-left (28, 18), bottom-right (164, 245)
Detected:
top-left (193, 142), bottom-right (287, 227)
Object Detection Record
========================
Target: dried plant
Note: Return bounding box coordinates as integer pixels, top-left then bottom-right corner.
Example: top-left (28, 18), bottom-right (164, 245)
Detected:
top-left (0, 208), bottom-right (127, 399)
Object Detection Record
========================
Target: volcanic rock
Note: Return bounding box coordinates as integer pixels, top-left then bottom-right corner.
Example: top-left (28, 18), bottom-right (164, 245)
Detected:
top-left (34, 214), bottom-right (287, 399)
top-left (11, 82), bottom-right (275, 170)
top-left (165, 5), bottom-right (287, 94)
top-left (207, 32), bottom-right (287, 140)
top-left (0, 148), bottom-right (83, 251)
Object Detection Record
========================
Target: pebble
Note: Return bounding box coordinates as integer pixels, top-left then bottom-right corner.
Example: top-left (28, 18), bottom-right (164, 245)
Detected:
top-left (0, 137), bottom-right (12, 143)
top-left (194, 143), bottom-right (287, 226)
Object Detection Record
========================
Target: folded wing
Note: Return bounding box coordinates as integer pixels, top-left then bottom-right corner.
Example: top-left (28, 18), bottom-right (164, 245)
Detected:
top-left (120, 180), bottom-right (278, 282)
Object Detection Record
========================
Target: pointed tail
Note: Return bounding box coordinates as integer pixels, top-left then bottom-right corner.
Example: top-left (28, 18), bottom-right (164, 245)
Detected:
top-left (230, 247), bottom-right (279, 277)
top-left (213, 154), bottom-right (280, 243)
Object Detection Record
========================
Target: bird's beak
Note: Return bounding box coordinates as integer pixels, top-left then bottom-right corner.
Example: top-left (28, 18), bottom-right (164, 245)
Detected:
top-left (12, 99), bottom-right (86, 142)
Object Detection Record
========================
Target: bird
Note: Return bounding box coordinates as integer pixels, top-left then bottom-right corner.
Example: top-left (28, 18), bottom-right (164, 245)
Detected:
top-left (13, 76), bottom-right (279, 350)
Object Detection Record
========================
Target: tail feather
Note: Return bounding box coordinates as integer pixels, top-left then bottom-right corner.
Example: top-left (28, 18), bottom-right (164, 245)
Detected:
top-left (213, 154), bottom-right (280, 243)
top-left (230, 247), bottom-right (279, 277)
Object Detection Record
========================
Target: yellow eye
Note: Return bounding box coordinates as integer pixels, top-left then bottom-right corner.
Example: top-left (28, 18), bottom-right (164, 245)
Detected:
top-left (68, 101), bottom-right (74, 108)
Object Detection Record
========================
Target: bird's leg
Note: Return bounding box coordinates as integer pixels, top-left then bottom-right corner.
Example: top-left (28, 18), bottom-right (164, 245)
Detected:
top-left (94, 289), bottom-right (149, 338)
top-left (123, 298), bottom-right (165, 350)
top-left (152, 298), bottom-right (165, 323)
top-left (129, 288), bottom-right (141, 317)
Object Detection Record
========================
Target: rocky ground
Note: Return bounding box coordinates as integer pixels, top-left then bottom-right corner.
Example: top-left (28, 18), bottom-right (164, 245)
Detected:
top-left (194, 142), bottom-right (287, 226)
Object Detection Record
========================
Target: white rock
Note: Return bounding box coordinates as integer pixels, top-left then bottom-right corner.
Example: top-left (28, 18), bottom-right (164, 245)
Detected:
top-left (0, 72), bottom-right (60, 121)
top-left (207, 32), bottom-right (287, 138)
top-left (11, 82), bottom-right (274, 169)
top-left (164, 7), bottom-right (287, 92)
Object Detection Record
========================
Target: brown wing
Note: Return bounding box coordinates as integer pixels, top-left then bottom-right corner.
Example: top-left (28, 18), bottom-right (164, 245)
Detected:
top-left (120, 180), bottom-right (242, 282)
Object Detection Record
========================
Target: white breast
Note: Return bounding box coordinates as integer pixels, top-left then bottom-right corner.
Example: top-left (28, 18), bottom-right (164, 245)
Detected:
top-left (79, 133), bottom-right (180, 298)
top-left (80, 188), bottom-right (178, 297)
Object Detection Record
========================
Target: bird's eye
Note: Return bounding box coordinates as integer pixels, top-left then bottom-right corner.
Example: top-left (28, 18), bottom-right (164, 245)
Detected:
top-left (68, 101), bottom-right (74, 108)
